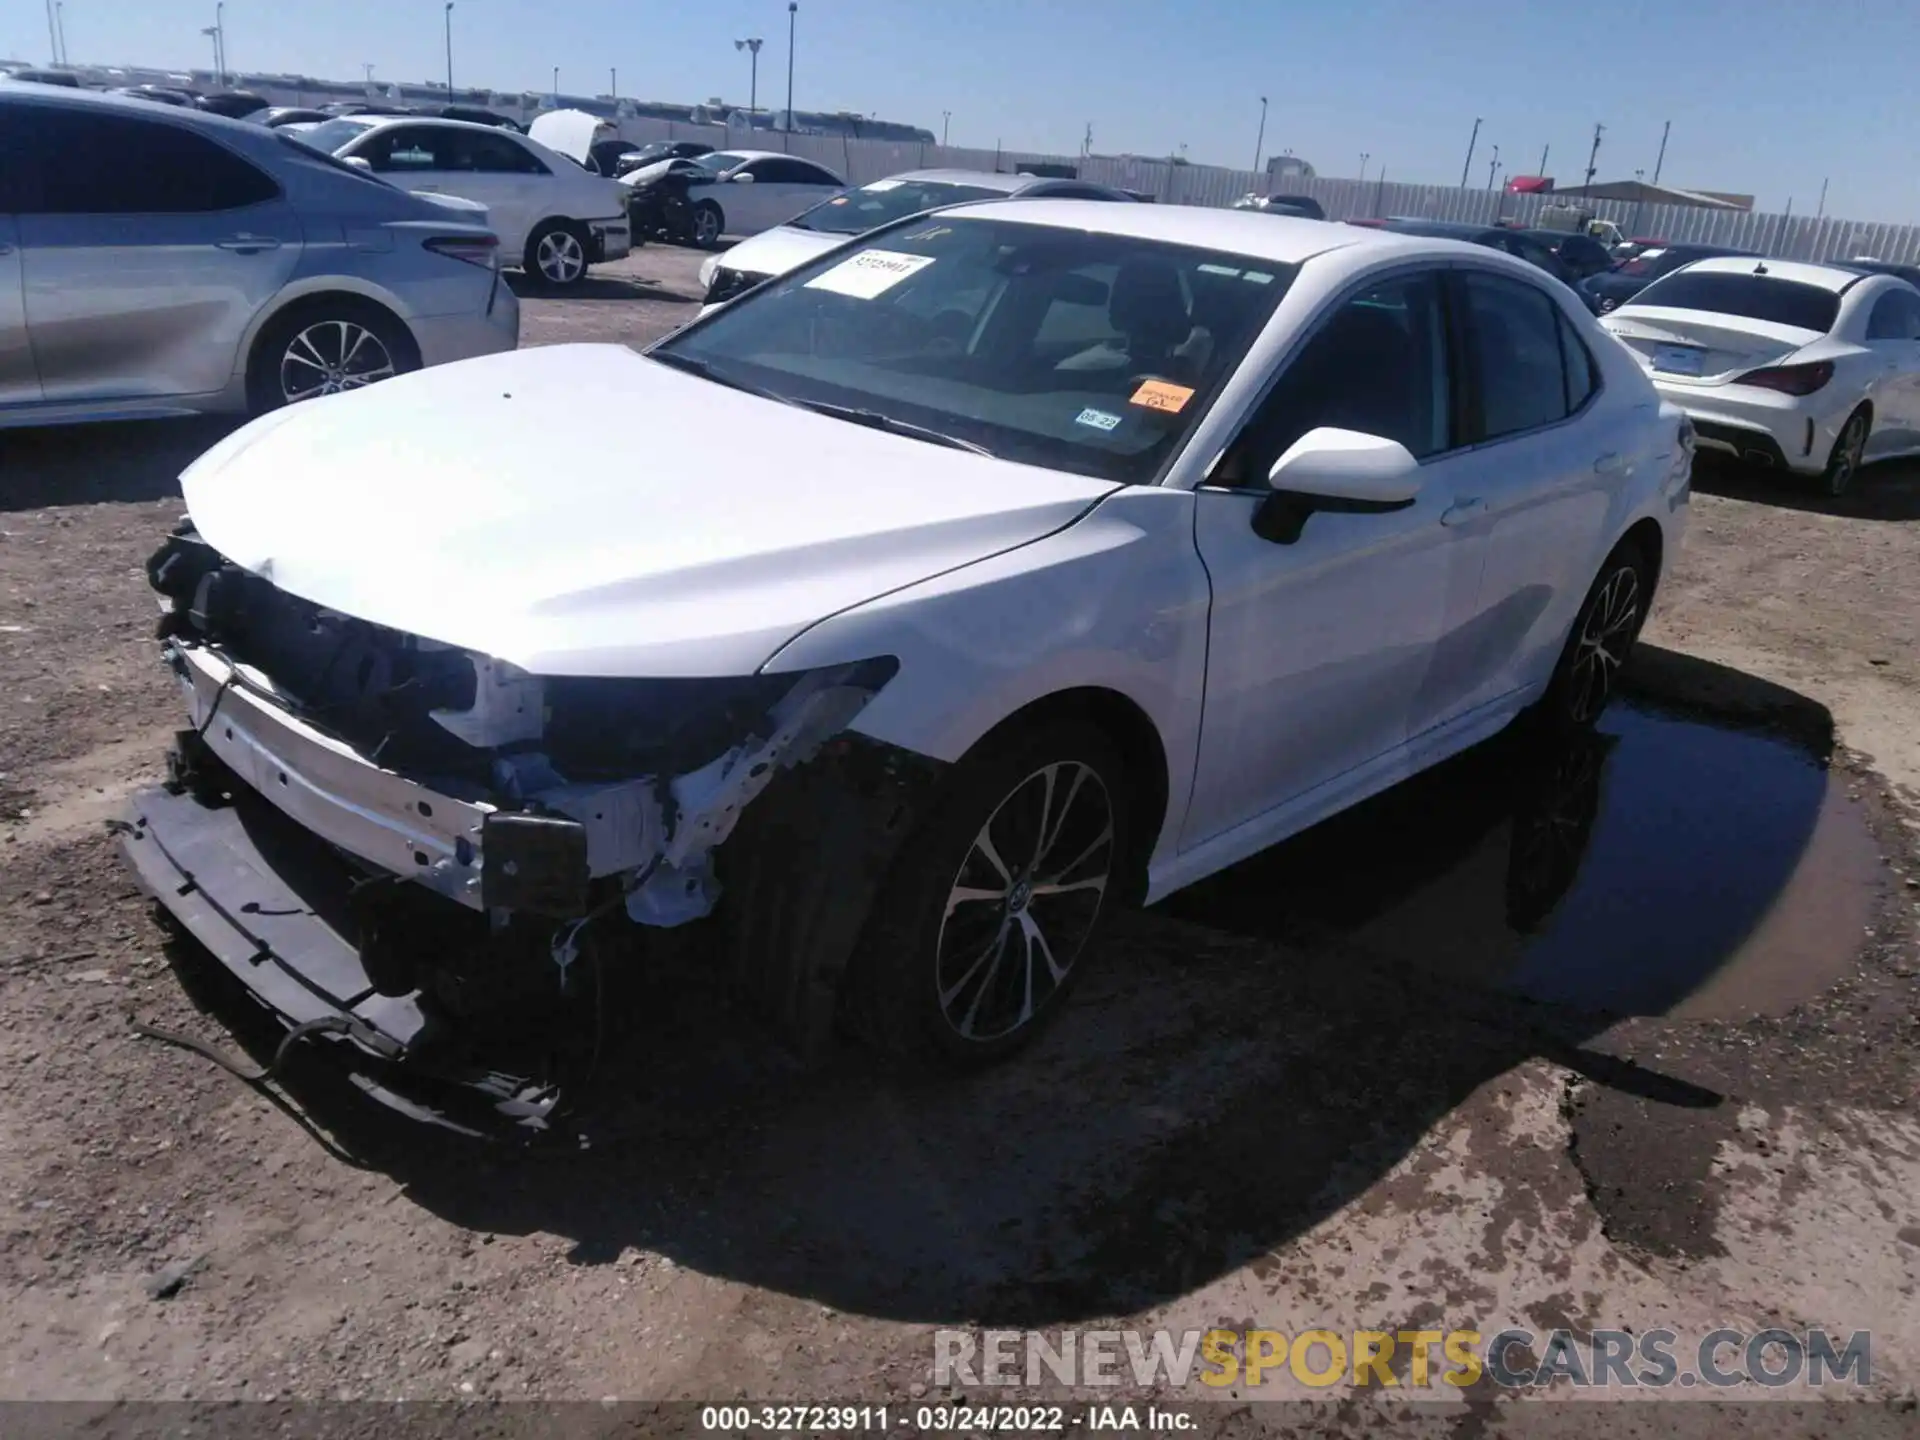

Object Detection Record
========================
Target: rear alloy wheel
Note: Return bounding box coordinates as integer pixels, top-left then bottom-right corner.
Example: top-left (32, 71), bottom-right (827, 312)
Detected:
top-left (851, 723), bottom-right (1131, 1069)
top-left (279, 318), bottom-right (397, 404)
top-left (526, 221), bottom-right (589, 288)
top-left (1542, 540), bottom-right (1651, 730)
top-left (1821, 408), bottom-right (1869, 498)
top-left (246, 302), bottom-right (418, 415)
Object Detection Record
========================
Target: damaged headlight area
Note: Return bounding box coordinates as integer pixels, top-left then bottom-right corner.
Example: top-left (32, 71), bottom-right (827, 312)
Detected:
top-left (126, 521), bottom-right (913, 1134)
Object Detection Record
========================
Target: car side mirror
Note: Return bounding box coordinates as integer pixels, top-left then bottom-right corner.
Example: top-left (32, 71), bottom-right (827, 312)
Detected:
top-left (1252, 427), bottom-right (1422, 544)
top-left (731, 171), bottom-right (755, 184)
top-left (341, 155), bottom-right (374, 173)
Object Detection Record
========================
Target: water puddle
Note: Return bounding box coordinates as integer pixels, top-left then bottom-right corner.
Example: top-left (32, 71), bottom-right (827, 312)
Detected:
top-left (1164, 701), bottom-right (1888, 1019)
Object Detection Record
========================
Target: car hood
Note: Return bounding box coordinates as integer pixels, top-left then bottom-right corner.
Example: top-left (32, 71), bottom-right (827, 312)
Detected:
top-left (527, 108), bottom-right (613, 165)
top-left (714, 224), bottom-right (848, 281)
top-left (619, 156), bottom-right (707, 187)
top-left (179, 344), bottom-right (1116, 678)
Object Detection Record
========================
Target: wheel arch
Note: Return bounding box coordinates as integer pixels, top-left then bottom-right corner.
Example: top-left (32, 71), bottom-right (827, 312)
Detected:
top-left (961, 685), bottom-right (1171, 903)
top-left (237, 285), bottom-right (421, 387)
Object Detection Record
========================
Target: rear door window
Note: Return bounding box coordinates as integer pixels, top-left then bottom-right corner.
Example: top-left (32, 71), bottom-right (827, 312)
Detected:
top-left (26, 107), bottom-right (279, 213)
top-left (1460, 271), bottom-right (1570, 441)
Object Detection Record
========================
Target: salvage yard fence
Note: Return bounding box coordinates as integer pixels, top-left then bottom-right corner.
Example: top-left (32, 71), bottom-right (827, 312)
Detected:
top-left (604, 117), bottom-right (1920, 267)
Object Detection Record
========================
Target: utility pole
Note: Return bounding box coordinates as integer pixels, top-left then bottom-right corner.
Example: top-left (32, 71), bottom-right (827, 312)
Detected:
top-left (552, 66), bottom-right (559, 103)
top-left (1253, 95), bottom-right (1268, 175)
top-left (215, 1), bottom-right (225, 82)
top-left (610, 67), bottom-right (616, 99)
top-left (1081, 121), bottom-right (1093, 158)
top-left (1651, 119), bottom-right (1671, 185)
top-left (785, 2), bottom-right (797, 133)
top-left (43, 0), bottom-right (57, 65)
top-left (1816, 177), bottom-right (1828, 220)
top-left (734, 38), bottom-right (762, 118)
top-left (1583, 122), bottom-right (1605, 194)
top-left (363, 63), bottom-right (374, 84)
top-left (1459, 117), bottom-right (1482, 188)
top-left (941, 110), bottom-right (950, 145)
top-left (1487, 145), bottom-right (1500, 191)
top-left (443, 2), bottom-right (454, 95)
top-left (54, 1), bottom-right (67, 65)
top-left (1537, 143), bottom-right (1549, 178)
top-left (1358, 151), bottom-right (1369, 184)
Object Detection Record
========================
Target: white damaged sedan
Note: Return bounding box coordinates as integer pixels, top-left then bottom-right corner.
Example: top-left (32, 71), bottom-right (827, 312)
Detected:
top-left (124, 201), bottom-right (1692, 1130)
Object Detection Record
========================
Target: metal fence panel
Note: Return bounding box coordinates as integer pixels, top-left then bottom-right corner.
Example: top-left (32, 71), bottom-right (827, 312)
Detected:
top-left (235, 77), bottom-right (1920, 264)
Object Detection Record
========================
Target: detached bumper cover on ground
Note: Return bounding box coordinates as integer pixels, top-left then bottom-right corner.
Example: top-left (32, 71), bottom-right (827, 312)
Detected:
top-left (121, 782), bottom-right (567, 1136)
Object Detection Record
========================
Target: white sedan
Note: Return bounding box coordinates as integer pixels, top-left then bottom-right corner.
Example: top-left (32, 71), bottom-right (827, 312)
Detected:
top-left (297, 114), bottom-right (632, 288)
top-left (621, 148), bottom-right (845, 247)
top-left (1602, 256), bottom-right (1920, 495)
top-left (122, 202), bottom-right (1691, 1123)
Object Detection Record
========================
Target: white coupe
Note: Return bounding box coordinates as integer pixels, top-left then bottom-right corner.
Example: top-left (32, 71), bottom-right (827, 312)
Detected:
top-left (1602, 256), bottom-right (1920, 495)
top-left (123, 202), bottom-right (1691, 1127)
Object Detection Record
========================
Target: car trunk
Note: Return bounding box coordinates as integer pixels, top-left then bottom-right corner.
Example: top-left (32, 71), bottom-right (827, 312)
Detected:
top-left (1603, 308), bottom-right (1823, 385)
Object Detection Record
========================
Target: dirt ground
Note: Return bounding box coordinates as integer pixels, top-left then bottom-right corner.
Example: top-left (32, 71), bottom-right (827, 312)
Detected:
top-left (1, 248), bottom-right (1918, 1428)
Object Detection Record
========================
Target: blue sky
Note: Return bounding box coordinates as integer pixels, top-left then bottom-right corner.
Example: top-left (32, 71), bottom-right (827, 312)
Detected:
top-left (10, 0), bottom-right (1919, 222)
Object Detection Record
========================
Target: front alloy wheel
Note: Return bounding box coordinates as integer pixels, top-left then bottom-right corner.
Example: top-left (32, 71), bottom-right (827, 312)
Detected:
top-left (935, 761), bottom-right (1116, 1043)
top-left (280, 320), bottom-right (396, 404)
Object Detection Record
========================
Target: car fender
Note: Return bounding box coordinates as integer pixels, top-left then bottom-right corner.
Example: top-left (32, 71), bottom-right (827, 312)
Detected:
top-left (759, 486), bottom-right (1210, 871)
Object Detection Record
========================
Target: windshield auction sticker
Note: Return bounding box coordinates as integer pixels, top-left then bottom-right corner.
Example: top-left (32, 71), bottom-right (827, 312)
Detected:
top-left (805, 249), bottom-right (936, 299)
top-left (1130, 378), bottom-right (1195, 414)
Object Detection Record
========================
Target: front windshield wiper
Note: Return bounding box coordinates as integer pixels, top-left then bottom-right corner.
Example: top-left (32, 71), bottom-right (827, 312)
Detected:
top-left (650, 355), bottom-right (992, 456)
top-left (647, 351), bottom-right (789, 402)
top-left (786, 400), bottom-right (995, 457)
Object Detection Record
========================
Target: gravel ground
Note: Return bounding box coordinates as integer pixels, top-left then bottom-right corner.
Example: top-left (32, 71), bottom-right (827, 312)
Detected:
top-left (1, 247), bottom-right (1918, 1427)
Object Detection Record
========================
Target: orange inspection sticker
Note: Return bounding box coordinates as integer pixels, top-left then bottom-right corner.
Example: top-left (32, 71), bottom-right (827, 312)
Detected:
top-left (1130, 378), bottom-right (1195, 414)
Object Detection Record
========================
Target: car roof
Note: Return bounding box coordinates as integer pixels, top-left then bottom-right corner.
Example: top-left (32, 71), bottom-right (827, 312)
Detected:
top-left (703, 149), bottom-right (791, 163)
top-left (1382, 218), bottom-right (1495, 239)
top-left (336, 113), bottom-right (533, 138)
top-left (0, 79), bottom-right (260, 135)
top-left (918, 197), bottom-right (1435, 266)
top-left (1678, 256), bottom-right (1868, 292)
top-left (870, 169), bottom-right (1046, 193)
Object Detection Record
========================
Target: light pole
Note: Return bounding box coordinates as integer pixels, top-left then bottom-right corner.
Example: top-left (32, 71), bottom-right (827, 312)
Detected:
top-left (54, 1), bottom-right (67, 65)
top-left (1486, 144), bottom-right (1500, 191)
top-left (734, 37), bottom-right (762, 120)
top-left (43, 0), bottom-right (57, 65)
top-left (942, 110), bottom-right (950, 146)
top-left (609, 67), bottom-right (616, 99)
top-left (552, 67), bottom-right (559, 103)
top-left (1460, 116), bottom-right (1481, 188)
top-left (363, 62), bottom-right (374, 84)
top-left (443, 2), bottom-right (454, 96)
top-left (1253, 95), bottom-right (1268, 175)
top-left (200, 25), bottom-right (220, 79)
top-left (785, 2), bottom-right (797, 133)
top-left (1651, 119), bottom-right (1671, 186)
top-left (1358, 151), bottom-right (1370, 185)
top-left (215, 1), bottom-right (225, 82)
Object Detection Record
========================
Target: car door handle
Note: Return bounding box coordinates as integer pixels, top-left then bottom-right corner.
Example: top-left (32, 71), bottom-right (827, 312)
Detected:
top-left (1593, 451), bottom-right (1626, 476)
top-left (215, 235), bottom-right (282, 254)
top-left (1440, 497), bottom-right (1486, 527)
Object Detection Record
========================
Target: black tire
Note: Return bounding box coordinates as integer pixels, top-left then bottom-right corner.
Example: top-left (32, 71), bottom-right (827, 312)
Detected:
top-left (523, 219), bottom-right (591, 289)
top-left (245, 299), bottom-right (419, 416)
top-left (690, 201), bottom-right (724, 250)
top-left (1539, 536), bottom-right (1653, 731)
top-left (1820, 406), bottom-right (1870, 498)
top-left (847, 720), bottom-right (1133, 1071)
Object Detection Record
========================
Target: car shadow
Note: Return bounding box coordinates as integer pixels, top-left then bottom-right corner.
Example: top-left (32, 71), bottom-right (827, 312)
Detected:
top-left (154, 646), bottom-right (1893, 1327)
top-left (1691, 452), bottom-right (1920, 521)
top-left (0, 416), bottom-right (238, 512)
top-left (505, 272), bottom-right (702, 305)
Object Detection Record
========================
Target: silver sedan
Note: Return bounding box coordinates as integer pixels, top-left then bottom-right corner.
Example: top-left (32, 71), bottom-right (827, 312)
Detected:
top-left (0, 84), bottom-right (519, 427)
